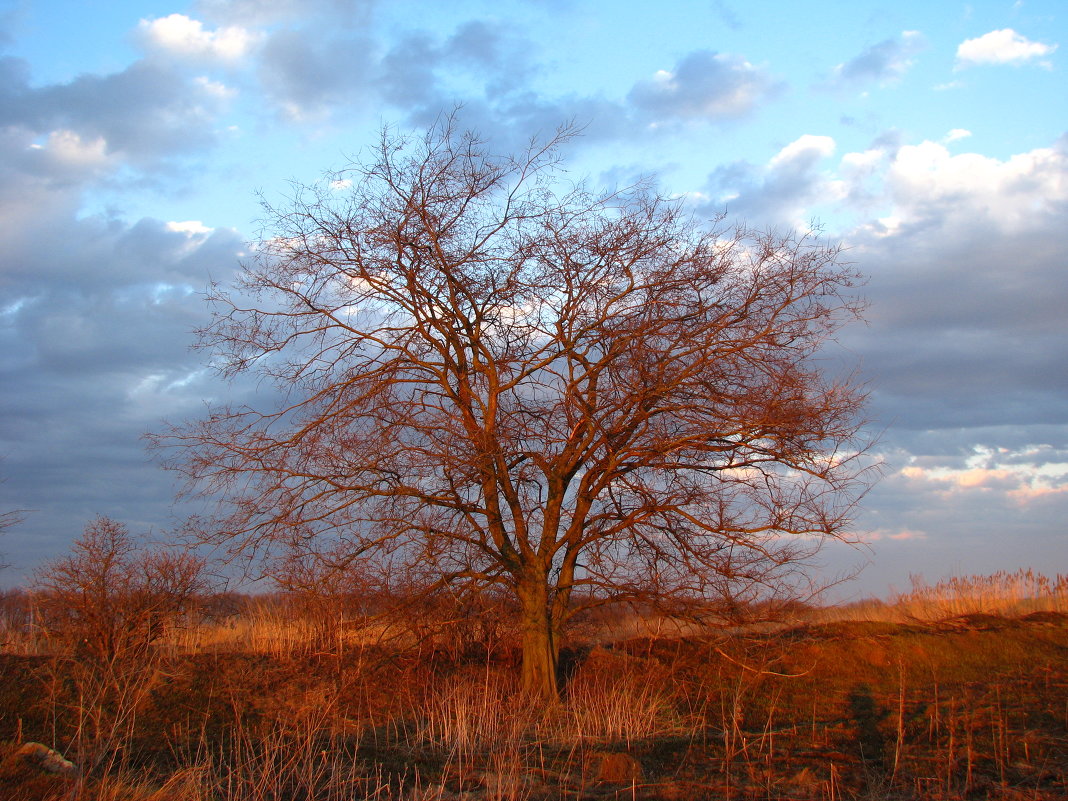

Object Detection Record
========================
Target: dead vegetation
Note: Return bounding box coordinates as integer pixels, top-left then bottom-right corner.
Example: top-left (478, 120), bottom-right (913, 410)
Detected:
top-left (1, 569), bottom-right (1068, 799)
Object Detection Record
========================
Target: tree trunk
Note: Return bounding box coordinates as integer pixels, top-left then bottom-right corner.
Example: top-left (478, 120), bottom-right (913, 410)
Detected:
top-left (518, 580), bottom-right (560, 698)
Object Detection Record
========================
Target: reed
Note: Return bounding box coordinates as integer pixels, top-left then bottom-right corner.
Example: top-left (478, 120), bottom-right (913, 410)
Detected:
top-left (4, 571), bottom-right (1068, 799)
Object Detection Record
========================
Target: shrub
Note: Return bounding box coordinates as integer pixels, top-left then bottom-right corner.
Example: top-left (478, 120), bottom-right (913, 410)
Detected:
top-left (33, 517), bottom-right (207, 663)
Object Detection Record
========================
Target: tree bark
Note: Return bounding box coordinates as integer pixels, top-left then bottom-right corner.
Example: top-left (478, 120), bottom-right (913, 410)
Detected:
top-left (518, 578), bottom-right (560, 698)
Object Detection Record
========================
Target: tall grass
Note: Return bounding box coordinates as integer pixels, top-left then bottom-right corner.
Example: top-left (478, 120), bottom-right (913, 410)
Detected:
top-left (812, 568), bottom-right (1068, 626)
top-left (8, 569), bottom-right (1068, 662)
top-left (5, 571), bottom-right (1068, 799)
top-left (892, 569), bottom-right (1068, 621)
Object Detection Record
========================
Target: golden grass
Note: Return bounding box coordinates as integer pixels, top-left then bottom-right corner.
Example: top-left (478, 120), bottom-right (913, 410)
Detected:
top-left (814, 568), bottom-right (1068, 626)
top-left (3, 569), bottom-right (1068, 799)
top-left (4, 610), bottom-right (1068, 800)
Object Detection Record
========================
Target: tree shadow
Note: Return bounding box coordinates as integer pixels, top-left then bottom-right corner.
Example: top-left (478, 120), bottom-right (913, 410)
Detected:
top-left (557, 644), bottom-right (592, 692)
top-left (847, 683), bottom-right (887, 766)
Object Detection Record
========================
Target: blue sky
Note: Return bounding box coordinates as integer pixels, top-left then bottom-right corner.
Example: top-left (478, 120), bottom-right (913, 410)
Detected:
top-left (1, 0), bottom-right (1065, 599)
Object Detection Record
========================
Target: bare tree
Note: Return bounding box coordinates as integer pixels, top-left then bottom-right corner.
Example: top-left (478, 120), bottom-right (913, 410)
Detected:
top-left (155, 120), bottom-right (870, 697)
top-left (34, 516), bottom-right (207, 663)
top-left (33, 517), bottom-right (209, 770)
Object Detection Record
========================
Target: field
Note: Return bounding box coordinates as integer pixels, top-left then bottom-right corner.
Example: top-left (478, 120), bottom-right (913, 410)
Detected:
top-left (1, 570), bottom-right (1067, 800)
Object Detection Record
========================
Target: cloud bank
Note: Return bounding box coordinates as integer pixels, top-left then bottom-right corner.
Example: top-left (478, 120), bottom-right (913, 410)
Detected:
top-left (1, 1), bottom-right (1065, 597)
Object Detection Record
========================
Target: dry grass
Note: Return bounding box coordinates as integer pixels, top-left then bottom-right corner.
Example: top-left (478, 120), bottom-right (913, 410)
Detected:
top-left (808, 568), bottom-right (1068, 628)
top-left (3, 571), bottom-right (1068, 799)
top-left (891, 568), bottom-right (1068, 621)
top-left (7, 568), bottom-right (1067, 661)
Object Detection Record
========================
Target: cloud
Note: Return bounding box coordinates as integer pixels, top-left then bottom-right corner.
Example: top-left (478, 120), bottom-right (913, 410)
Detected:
top-left (627, 50), bottom-right (779, 124)
top-left (867, 138), bottom-right (1068, 238)
top-left (868, 528), bottom-right (927, 541)
top-left (138, 14), bottom-right (259, 64)
top-left (710, 0), bottom-right (742, 31)
top-left (703, 134), bottom-right (840, 227)
top-left (0, 56), bottom-right (224, 164)
top-left (830, 30), bottom-right (925, 87)
top-left (848, 435), bottom-right (1068, 593)
top-left (257, 28), bottom-right (373, 120)
top-left (166, 220), bottom-right (214, 236)
top-left (769, 134), bottom-right (836, 166)
top-left (834, 134), bottom-right (1068, 479)
top-left (194, 0), bottom-right (373, 27)
top-left (14, 129), bottom-right (117, 189)
top-left (898, 446), bottom-right (1068, 504)
top-left (887, 529), bottom-right (926, 541)
top-left (378, 32), bottom-right (445, 112)
top-left (377, 21), bottom-right (539, 124)
top-left (0, 208), bottom-right (248, 576)
top-left (955, 29), bottom-right (1057, 69)
top-left (748, 132), bottom-right (1068, 593)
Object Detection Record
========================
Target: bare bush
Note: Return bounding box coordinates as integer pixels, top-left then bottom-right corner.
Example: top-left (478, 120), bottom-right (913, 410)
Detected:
top-left (29, 517), bottom-right (208, 773)
top-left (268, 545), bottom-right (372, 655)
top-left (34, 516), bottom-right (207, 663)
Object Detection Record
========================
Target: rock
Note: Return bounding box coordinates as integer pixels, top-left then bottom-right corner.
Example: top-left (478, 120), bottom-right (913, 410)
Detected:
top-left (590, 750), bottom-right (644, 784)
top-left (14, 742), bottom-right (77, 777)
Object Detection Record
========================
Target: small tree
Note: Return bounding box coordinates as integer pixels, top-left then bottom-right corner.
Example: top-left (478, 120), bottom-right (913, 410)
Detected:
top-left (33, 517), bottom-right (208, 770)
top-left (156, 120), bottom-right (870, 697)
top-left (35, 516), bottom-right (206, 663)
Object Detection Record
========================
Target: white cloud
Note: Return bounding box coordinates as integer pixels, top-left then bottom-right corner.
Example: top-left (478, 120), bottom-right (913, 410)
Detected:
top-left (868, 528), bottom-right (928, 541)
top-left (702, 134), bottom-right (843, 229)
top-left (843, 138), bottom-right (1068, 239)
top-left (898, 447), bottom-right (1068, 506)
top-left (139, 14), bottom-right (259, 63)
top-left (942, 128), bottom-right (971, 143)
top-left (840, 148), bottom-right (885, 172)
top-left (166, 220), bottom-right (213, 236)
top-left (888, 529), bottom-right (926, 541)
top-left (955, 29), bottom-right (1057, 69)
top-left (194, 76), bottom-right (237, 99)
top-left (769, 134), bottom-right (836, 167)
top-left (35, 130), bottom-right (111, 168)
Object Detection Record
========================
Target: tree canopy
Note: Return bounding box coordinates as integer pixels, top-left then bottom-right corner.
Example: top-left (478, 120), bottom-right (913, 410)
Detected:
top-left (156, 120), bottom-right (870, 696)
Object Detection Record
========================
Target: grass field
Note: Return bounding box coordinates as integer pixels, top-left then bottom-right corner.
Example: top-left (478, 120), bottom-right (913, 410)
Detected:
top-left (1, 569), bottom-right (1067, 800)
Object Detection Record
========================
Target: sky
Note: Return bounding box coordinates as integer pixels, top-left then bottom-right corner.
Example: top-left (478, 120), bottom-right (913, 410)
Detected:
top-left (0, 0), bottom-right (1065, 599)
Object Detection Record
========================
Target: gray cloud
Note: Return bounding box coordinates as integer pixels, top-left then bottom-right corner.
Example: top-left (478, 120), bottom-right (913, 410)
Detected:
top-left (377, 21), bottom-right (538, 120)
top-left (683, 127), bottom-right (1068, 596)
top-left (0, 215), bottom-right (247, 580)
top-left (195, 0), bottom-right (374, 27)
top-left (376, 37), bottom-right (778, 152)
top-left (257, 29), bottom-right (374, 119)
top-left (850, 221), bottom-right (1068, 432)
top-left (627, 50), bottom-right (780, 123)
top-left (711, 1), bottom-right (742, 32)
top-left (702, 135), bottom-right (836, 226)
top-left (378, 33), bottom-right (440, 111)
top-left (0, 57), bottom-right (222, 163)
top-left (843, 436), bottom-right (1068, 596)
top-left (828, 31), bottom-right (925, 87)
top-left (694, 131), bottom-right (1068, 439)
top-left (0, 50), bottom-right (244, 573)
top-left (2, 1), bottom-right (1062, 598)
